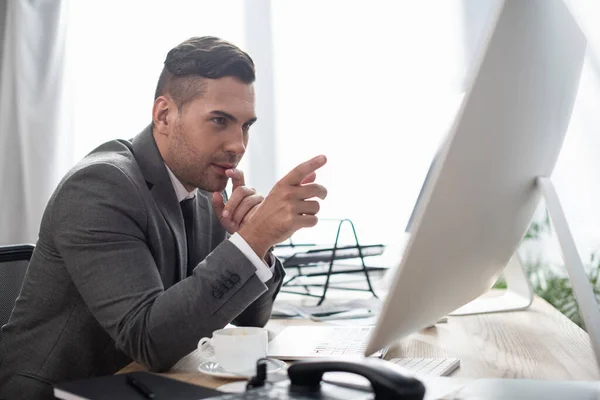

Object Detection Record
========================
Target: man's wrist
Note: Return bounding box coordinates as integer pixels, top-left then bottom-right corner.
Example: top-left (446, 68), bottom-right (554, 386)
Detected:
top-left (237, 226), bottom-right (271, 259)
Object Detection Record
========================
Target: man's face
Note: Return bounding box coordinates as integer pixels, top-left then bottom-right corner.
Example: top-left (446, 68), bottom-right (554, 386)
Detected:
top-left (163, 76), bottom-right (256, 193)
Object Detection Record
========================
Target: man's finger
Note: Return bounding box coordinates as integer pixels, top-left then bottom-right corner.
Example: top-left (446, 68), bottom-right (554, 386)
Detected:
top-left (296, 214), bottom-right (319, 229)
top-left (281, 155), bottom-right (327, 186)
top-left (296, 200), bottom-right (320, 215)
top-left (226, 168), bottom-right (245, 191)
top-left (294, 183), bottom-right (328, 200)
top-left (301, 172), bottom-right (317, 185)
top-left (211, 192), bottom-right (226, 218)
top-left (232, 194), bottom-right (264, 225)
top-left (223, 186), bottom-right (255, 219)
top-left (242, 203), bottom-right (261, 225)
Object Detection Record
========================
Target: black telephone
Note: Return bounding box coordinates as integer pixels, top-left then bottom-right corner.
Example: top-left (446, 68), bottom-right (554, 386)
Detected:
top-left (232, 358), bottom-right (425, 400)
top-left (287, 358), bottom-right (425, 400)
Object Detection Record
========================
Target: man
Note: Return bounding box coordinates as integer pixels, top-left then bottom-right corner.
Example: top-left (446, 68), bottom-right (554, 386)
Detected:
top-left (0, 36), bottom-right (327, 399)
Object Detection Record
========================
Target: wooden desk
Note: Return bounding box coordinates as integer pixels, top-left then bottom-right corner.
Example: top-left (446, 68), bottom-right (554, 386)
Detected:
top-left (118, 292), bottom-right (600, 389)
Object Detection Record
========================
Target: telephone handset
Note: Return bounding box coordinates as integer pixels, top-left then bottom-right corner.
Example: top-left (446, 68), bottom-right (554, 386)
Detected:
top-left (287, 358), bottom-right (425, 400)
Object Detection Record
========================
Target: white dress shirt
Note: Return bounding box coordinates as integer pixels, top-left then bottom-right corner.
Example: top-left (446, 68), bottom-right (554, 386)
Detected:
top-left (164, 165), bottom-right (275, 282)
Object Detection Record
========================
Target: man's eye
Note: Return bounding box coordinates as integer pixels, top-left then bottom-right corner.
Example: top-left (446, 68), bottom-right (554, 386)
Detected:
top-left (243, 123), bottom-right (252, 131)
top-left (212, 117), bottom-right (227, 126)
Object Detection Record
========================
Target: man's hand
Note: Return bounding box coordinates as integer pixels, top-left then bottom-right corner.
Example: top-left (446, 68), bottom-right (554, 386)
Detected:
top-left (211, 169), bottom-right (264, 235)
top-left (237, 155), bottom-right (328, 258)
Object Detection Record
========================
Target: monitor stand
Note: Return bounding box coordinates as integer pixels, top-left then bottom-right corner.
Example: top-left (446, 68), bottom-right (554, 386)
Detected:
top-left (451, 176), bottom-right (600, 367)
top-left (537, 177), bottom-right (600, 367)
top-left (450, 252), bottom-right (533, 315)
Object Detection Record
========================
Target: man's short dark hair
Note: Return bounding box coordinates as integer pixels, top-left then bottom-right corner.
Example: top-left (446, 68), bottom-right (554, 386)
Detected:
top-left (154, 36), bottom-right (255, 109)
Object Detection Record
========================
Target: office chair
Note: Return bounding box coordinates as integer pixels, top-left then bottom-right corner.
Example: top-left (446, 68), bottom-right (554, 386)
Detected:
top-left (0, 244), bottom-right (34, 342)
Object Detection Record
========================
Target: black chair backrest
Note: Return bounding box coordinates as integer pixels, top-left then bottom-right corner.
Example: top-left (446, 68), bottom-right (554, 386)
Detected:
top-left (0, 244), bottom-right (34, 342)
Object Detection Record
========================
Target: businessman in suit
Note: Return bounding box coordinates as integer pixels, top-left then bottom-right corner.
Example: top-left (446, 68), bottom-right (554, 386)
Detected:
top-left (0, 36), bottom-right (327, 399)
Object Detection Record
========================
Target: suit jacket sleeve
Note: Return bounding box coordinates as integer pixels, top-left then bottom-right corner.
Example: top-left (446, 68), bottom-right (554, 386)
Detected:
top-left (51, 162), bottom-right (281, 372)
top-left (232, 255), bottom-right (285, 327)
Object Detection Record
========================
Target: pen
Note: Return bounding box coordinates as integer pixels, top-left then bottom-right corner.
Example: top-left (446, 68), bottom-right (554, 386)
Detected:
top-left (310, 308), bottom-right (374, 321)
top-left (126, 374), bottom-right (155, 399)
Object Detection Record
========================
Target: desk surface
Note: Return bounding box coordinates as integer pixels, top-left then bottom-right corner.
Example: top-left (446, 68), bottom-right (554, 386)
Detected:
top-left (118, 291), bottom-right (600, 389)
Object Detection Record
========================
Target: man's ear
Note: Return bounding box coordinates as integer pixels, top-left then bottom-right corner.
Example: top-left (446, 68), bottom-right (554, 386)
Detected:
top-left (152, 95), bottom-right (176, 136)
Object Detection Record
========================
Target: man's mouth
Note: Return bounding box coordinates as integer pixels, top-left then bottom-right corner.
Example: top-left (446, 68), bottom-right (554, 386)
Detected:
top-left (213, 163), bottom-right (235, 169)
top-left (211, 163), bottom-right (234, 175)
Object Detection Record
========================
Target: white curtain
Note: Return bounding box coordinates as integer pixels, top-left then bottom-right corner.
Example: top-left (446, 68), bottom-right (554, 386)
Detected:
top-left (0, 0), bottom-right (71, 245)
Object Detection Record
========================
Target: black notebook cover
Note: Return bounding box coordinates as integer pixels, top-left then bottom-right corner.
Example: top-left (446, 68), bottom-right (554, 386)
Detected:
top-left (54, 371), bottom-right (223, 400)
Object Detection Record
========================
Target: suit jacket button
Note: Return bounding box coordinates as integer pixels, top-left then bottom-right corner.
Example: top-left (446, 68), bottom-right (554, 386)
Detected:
top-left (219, 283), bottom-right (228, 292)
top-left (224, 279), bottom-right (234, 289)
top-left (213, 290), bottom-right (223, 299)
top-left (230, 273), bottom-right (240, 283)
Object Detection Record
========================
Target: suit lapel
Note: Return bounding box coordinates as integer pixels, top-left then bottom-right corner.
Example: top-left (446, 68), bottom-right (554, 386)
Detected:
top-left (131, 125), bottom-right (187, 281)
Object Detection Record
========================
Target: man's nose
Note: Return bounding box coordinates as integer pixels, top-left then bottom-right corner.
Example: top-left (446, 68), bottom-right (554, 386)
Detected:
top-left (224, 129), bottom-right (246, 155)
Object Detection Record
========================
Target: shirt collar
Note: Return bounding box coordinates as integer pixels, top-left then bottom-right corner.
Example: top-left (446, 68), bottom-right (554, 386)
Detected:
top-left (164, 163), bottom-right (196, 202)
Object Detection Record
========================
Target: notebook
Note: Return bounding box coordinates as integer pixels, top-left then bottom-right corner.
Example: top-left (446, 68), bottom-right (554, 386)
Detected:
top-left (54, 371), bottom-right (222, 400)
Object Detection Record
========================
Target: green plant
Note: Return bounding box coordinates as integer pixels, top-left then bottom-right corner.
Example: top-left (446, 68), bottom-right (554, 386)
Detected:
top-left (522, 212), bottom-right (551, 241)
top-left (493, 212), bottom-right (600, 329)
top-left (533, 254), bottom-right (600, 327)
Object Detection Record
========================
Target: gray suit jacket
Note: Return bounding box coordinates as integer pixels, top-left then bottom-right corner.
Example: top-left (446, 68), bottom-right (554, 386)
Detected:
top-left (0, 126), bottom-right (284, 399)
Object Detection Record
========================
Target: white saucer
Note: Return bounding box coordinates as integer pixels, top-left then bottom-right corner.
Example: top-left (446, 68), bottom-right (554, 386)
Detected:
top-left (198, 359), bottom-right (286, 379)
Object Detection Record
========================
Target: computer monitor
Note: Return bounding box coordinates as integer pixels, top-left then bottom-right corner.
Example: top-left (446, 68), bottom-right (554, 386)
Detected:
top-left (404, 132), bottom-right (449, 234)
top-left (366, 0), bottom-right (593, 359)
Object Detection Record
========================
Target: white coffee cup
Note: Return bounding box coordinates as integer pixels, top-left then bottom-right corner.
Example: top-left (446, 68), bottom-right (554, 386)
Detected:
top-left (198, 327), bottom-right (268, 374)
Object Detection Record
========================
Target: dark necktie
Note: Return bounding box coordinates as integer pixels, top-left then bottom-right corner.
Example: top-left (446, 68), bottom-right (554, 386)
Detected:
top-left (180, 198), bottom-right (196, 277)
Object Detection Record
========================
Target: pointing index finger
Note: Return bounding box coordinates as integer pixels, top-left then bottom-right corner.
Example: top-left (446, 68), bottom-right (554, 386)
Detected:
top-left (282, 155), bottom-right (327, 186)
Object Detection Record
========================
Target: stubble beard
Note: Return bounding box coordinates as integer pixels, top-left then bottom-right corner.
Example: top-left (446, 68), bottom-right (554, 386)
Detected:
top-left (168, 124), bottom-right (226, 193)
